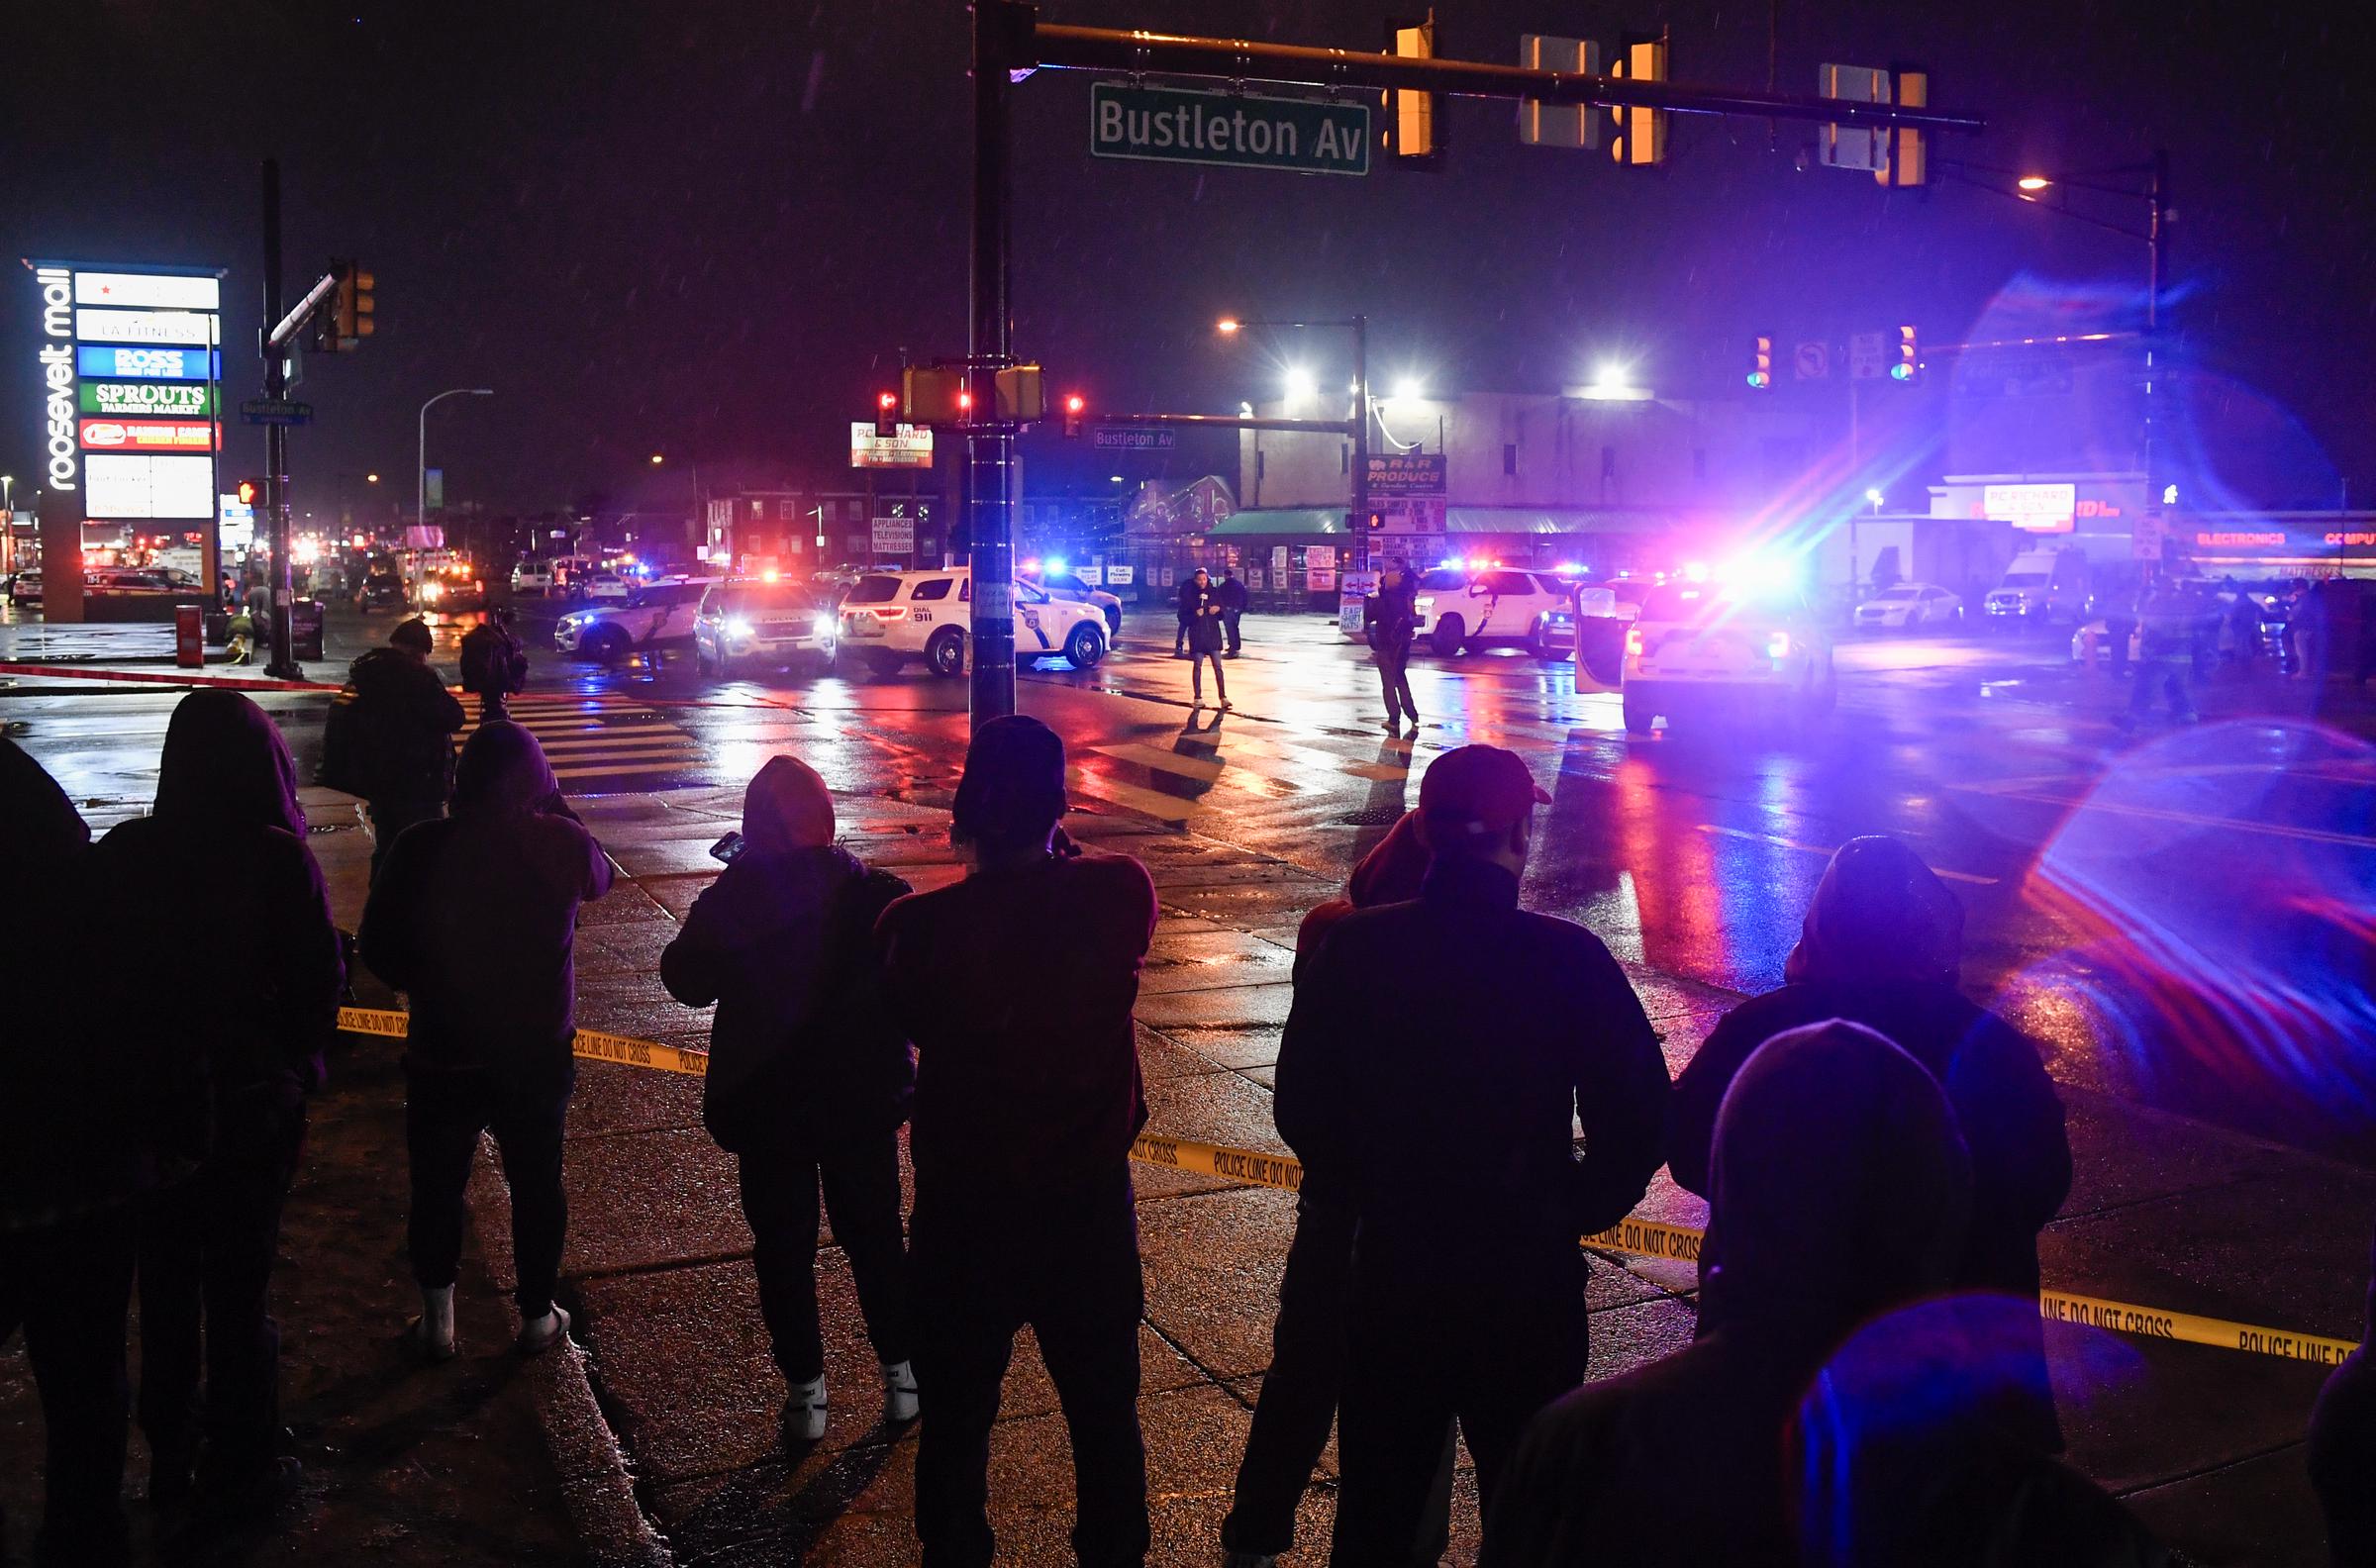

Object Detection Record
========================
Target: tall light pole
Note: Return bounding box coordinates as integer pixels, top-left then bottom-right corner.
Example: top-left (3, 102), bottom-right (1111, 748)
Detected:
top-left (419, 388), bottom-right (494, 540)
top-left (1217, 314), bottom-right (1370, 622)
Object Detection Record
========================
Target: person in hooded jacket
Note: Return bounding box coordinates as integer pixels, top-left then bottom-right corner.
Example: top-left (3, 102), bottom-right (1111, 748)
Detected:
top-left (457, 606), bottom-right (530, 721)
top-left (660, 756), bottom-right (918, 1447)
top-left (346, 618), bottom-right (465, 883)
top-left (1482, 1020), bottom-right (1973, 1565)
top-left (359, 721), bottom-right (612, 1359)
top-left (1667, 835), bottom-right (2071, 1452)
top-left (1, 741), bottom-right (146, 1564)
top-left (88, 692), bottom-right (344, 1519)
top-left (1221, 808), bottom-right (1448, 1568)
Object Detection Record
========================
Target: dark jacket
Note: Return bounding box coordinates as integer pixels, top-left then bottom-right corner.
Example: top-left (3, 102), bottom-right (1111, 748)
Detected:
top-left (358, 722), bottom-right (612, 1088)
top-left (878, 850), bottom-right (1157, 1202)
top-left (1175, 577), bottom-right (1201, 624)
top-left (1217, 574), bottom-right (1247, 613)
top-left (1482, 1021), bottom-right (1975, 1567)
top-left (1670, 836), bottom-right (2071, 1312)
top-left (1371, 572), bottom-right (1419, 654)
top-left (347, 646), bottom-right (465, 804)
top-left (458, 621), bottom-right (528, 698)
top-left (1, 740), bottom-right (152, 1228)
top-left (1274, 856), bottom-right (1669, 1256)
top-left (89, 693), bottom-right (344, 1167)
top-left (662, 843), bottom-right (914, 1153)
top-left (2311, 1228), bottom-right (2376, 1567)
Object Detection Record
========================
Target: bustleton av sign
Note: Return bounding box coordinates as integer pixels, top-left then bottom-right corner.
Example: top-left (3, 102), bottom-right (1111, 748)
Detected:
top-left (1089, 82), bottom-right (1372, 175)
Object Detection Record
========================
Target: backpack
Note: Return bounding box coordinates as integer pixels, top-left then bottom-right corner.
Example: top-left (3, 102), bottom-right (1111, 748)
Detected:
top-left (317, 687), bottom-right (373, 796)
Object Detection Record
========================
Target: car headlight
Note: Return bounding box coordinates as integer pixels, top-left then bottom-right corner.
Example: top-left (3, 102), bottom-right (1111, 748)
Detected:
top-left (724, 616), bottom-right (754, 639)
top-left (420, 579), bottom-right (443, 601)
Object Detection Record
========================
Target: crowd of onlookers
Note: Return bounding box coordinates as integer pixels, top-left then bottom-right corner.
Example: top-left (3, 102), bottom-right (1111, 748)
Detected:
top-left (5, 666), bottom-right (2373, 1565)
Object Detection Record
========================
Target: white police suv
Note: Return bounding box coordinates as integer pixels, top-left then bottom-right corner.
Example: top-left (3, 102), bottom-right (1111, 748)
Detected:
top-left (836, 567), bottom-right (1110, 679)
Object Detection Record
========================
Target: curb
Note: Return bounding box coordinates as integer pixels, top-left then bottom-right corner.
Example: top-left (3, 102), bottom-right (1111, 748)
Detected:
top-left (460, 1137), bottom-right (676, 1568)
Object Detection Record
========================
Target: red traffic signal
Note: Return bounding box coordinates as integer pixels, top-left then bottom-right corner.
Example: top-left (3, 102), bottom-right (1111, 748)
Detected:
top-left (236, 477), bottom-right (264, 506)
top-left (874, 390), bottom-right (899, 438)
top-left (1367, 510), bottom-right (1386, 531)
top-left (1062, 393), bottom-right (1086, 438)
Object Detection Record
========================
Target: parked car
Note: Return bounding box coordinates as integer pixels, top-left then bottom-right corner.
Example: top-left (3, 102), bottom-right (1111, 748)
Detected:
top-left (554, 577), bottom-right (718, 661)
top-left (1621, 579), bottom-right (1836, 735)
top-left (1413, 567), bottom-right (1575, 658)
top-left (1022, 567), bottom-right (1125, 636)
top-left (356, 559), bottom-right (408, 612)
top-left (579, 570), bottom-right (634, 604)
top-left (512, 559), bottom-right (557, 595)
top-left (1852, 583), bottom-right (1964, 631)
top-left (836, 567), bottom-right (1109, 678)
top-left (5, 569), bottom-right (39, 606)
top-left (1983, 548), bottom-right (2090, 626)
top-left (694, 578), bottom-right (838, 677)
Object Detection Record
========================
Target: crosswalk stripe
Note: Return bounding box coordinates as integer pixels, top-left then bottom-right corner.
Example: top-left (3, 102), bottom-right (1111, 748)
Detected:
top-left (550, 758), bottom-right (715, 781)
top-left (1696, 824), bottom-right (2000, 885)
top-left (1068, 767), bottom-right (1198, 824)
top-left (1092, 742), bottom-right (1226, 785)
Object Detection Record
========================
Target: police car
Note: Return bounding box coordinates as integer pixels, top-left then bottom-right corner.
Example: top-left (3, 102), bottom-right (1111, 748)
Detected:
top-left (1413, 567), bottom-right (1576, 658)
top-left (1620, 570), bottom-right (1836, 735)
top-left (836, 567), bottom-right (1110, 679)
top-left (554, 578), bottom-right (718, 661)
top-left (693, 578), bottom-right (838, 676)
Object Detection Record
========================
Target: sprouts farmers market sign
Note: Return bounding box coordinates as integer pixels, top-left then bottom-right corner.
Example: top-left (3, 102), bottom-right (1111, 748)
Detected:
top-left (1090, 83), bottom-right (1372, 175)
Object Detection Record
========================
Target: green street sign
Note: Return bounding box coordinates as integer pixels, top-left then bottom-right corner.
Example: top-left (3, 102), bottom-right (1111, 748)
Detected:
top-left (80, 380), bottom-right (217, 419)
top-left (1090, 82), bottom-right (1371, 176)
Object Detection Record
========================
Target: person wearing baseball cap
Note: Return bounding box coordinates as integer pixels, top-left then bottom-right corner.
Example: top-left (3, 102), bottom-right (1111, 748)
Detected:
top-left (1273, 744), bottom-right (1669, 1561)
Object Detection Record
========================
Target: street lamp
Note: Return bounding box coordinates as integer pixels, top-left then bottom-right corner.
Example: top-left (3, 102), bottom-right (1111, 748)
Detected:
top-left (1215, 314), bottom-right (1372, 588)
top-left (649, 453), bottom-right (665, 465)
top-left (366, 472), bottom-right (380, 484)
top-left (1865, 487), bottom-right (1886, 513)
top-left (419, 388), bottom-right (494, 539)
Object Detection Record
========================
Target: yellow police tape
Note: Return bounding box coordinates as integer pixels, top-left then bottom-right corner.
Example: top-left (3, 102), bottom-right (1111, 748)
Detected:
top-left (338, 1007), bottom-right (2362, 1365)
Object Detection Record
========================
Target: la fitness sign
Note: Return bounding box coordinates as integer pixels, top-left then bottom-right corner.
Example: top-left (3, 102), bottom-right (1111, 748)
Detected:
top-left (36, 266), bottom-right (77, 492)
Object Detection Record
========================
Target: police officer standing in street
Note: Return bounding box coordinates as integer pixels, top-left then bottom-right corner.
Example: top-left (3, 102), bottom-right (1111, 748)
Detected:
top-left (1369, 558), bottom-right (1421, 730)
top-left (1275, 745), bottom-right (1670, 1561)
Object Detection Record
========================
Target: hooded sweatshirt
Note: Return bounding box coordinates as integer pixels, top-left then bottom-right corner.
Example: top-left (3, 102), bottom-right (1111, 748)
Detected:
top-left (1671, 836), bottom-right (2071, 1319)
top-left (660, 756), bottom-right (914, 1153)
top-left (1480, 1021), bottom-right (1973, 1567)
top-left (0, 740), bottom-right (146, 1227)
top-left (2310, 1226), bottom-right (2376, 1566)
top-left (358, 721), bottom-right (611, 1084)
top-left (91, 692), bottom-right (344, 1160)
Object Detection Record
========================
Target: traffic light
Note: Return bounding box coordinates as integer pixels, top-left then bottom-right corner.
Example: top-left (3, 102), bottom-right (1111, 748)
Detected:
top-left (1891, 326), bottom-right (1919, 382)
top-left (1747, 336), bottom-right (1774, 390)
top-left (1609, 33), bottom-right (1670, 166)
top-left (328, 260), bottom-right (374, 351)
top-left (1383, 12), bottom-right (1439, 162)
top-left (1367, 510), bottom-right (1386, 532)
top-left (237, 477), bottom-right (264, 506)
top-left (875, 390), bottom-right (899, 438)
top-left (1062, 394), bottom-right (1086, 438)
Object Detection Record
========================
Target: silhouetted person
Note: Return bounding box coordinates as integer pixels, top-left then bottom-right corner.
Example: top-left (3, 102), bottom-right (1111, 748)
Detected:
top-left (359, 722), bottom-right (613, 1359)
top-left (878, 716), bottom-right (1157, 1567)
top-left (1, 742), bottom-right (141, 1565)
top-left (661, 756), bottom-right (917, 1446)
top-left (1486, 1021), bottom-right (1969, 1563)
top-left (93, 692), bottom-right (343, 1521)
top-left (458, 605), bottom-right (529, 721)
top-left (344, 617), bottom-right (465, 881)
top-left (1218, 566), bottom-right (1248, 655)
top-left (1183, 566), bottom-right (1230, 708)
top-left (1667, 834), bottom-right (2071, 1451)
top-left (1173, 570), bottom-right (1198, 657)
top-left (2312, 1227), bottom-right (2376, 1567)
top-left (1370, 559), bottom-right (1421, 729)
top-left (1277, 745), bottom-right (1670, 1562)
top-left (1223, 809), bottom-right (1452, 1568)
top-left (2120, 581), bottom-right (2203, 727)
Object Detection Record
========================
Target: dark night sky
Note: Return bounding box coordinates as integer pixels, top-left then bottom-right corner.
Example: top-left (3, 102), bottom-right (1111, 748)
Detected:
top-left (7, 0), bottom-right (2371, 520)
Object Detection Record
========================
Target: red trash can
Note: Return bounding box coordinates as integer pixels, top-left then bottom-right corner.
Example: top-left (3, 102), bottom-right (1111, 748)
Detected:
top-left (174, 603), bottom-right (205, 668)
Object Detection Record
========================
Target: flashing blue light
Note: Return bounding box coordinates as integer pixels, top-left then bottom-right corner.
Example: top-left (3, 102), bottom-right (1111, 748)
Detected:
top-left (1045, 557), bottom-right (1068, 575)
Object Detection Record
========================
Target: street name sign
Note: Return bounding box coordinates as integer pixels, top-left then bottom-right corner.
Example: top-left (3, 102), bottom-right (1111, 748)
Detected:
top-left (1090, 83), bottom-right (1371, 176)
top-left (239, 396), bottom-right (312, 426)
top-left (1093, 426), bottom-right (1177, 450)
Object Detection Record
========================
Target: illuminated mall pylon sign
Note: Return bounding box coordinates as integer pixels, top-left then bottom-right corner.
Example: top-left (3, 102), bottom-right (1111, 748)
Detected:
top-left (36, 265), bottom-right (77, 492)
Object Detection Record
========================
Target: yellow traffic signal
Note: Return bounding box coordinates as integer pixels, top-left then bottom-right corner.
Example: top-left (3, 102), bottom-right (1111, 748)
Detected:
top-left (1383, 12), bottom-right (1438, 162)
top-left (333, 261), bottom-right (375, 349)
top-left (1610, 35), bottom-right (1669, 166)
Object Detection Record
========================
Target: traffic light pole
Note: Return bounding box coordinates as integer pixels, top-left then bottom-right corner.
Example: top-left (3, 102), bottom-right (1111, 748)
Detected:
top-left (966, 0), bottom-right (1025, 726)
top-left (259, 159), bottom-right (301, 681)
top-left (1351, 313), bottom-right (1369, 582)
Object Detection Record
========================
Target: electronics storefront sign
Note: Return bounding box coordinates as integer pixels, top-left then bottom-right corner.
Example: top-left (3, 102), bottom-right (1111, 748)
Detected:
top-left (849, 421), bottom-right (936, 469)
top-left (81, 380), bottom-right (216, 418)
top-left (1983, 481), bottom-right (2078, 532)
top-left (74, 308), bottom-right (219, 346)
top-left (77, 345), bottom-right (219, 380)
top-left (84, 453), bottom-right (217, 520)
top-left (78, 417), bottom-right (219, 453)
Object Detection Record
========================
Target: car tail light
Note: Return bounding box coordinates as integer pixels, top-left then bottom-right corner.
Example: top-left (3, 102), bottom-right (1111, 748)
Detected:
top-left (873, 606), bottom-right (909, 621)
top-left (1767, 632), bottom-right (1793, 659)
top-left (1625, 627), bottom-right (1643, 657)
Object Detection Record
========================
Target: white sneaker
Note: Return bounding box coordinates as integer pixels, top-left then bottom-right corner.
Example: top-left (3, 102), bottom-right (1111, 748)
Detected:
top-left (882, 1360), bottom-right (920, 1423)
top-left (782, 1376), bottom-right (829, 1444)
top-left (516, 1304), bottom-right (572, 1356)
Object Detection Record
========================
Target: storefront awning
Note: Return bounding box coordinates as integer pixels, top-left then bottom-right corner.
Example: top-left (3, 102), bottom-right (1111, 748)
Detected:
top-left (1207, 508), bottom-right (1346, 537)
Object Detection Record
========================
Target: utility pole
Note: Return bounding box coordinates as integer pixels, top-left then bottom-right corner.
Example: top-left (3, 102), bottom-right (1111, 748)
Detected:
top-left (967, 0), bottom-right (1023, 724)
top-left (1351, 313), bottom-right (1370, 583)
top-left (2144, 147), bottom-right (2167, 523)
top-left (259, 160), bottom-right (300, 680)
